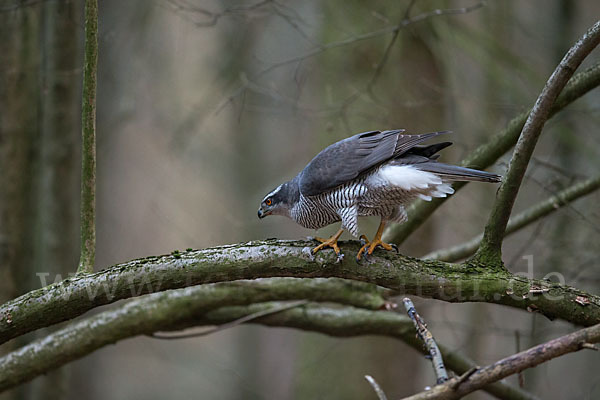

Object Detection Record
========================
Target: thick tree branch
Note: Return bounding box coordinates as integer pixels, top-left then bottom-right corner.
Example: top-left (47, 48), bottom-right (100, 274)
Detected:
top-left (402, 323), bottom-right (600, 400)
top-left (77, 0), bottom-right (98, 274)
top-left (0, 286), bottom-right (538, 400)
top-left (1, 240), bottom-right (599, 346)
top-left (383, 61), bottom-right (600, 245)
top-left (0, 278), bottom-right (385, 391)
top-left (476, 21), bottom-right (600, 264)
top-left (424, 175), bottom-right (600, 262)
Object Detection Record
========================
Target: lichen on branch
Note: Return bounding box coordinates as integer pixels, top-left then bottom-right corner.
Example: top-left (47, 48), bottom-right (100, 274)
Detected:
top-left (0, 283), bottom-right (538, 400)
top-left (1, 240), bottom-right (599, 347)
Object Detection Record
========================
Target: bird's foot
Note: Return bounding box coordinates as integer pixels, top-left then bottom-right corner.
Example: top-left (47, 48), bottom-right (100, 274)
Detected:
top-left (356, 235), bottom-right (398, 261)
top-left (312, 234), bottom-right (343, 262)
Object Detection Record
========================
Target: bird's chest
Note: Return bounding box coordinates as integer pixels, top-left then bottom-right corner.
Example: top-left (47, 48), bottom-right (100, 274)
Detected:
top-left (291, 184), bottom-right (364, 229)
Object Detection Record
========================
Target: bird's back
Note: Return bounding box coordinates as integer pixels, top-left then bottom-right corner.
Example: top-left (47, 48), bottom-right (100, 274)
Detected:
top-left (290, 130), bottom-right (500, 231)
top-left (298, 130), bottom-right (450, 197)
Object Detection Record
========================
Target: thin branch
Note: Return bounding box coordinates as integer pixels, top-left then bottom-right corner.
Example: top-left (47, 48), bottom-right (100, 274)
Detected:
top-left (163, 0), bottom-right (271, 27)
top-left (383, 62), bottom-right (600, 245)
top-left (216, 2), bottom-right (484, 113)
top-left (77, 0), bottom-right (98, 274)
top-left (475, 21), bottom-right (600, 264)
top-left (403, 0), bottom-right (418, 19)
top-left (365, 0), bottom-right (412, 95)
top-left (403, 298), bottom-right (448, 384)
top-left (0, 0), bottom-right (49, 12)
top-left (424, 175), bottom-right (600, 262)
top-left (208, 303), bottom-right (539, 400)
top-left (1, 240), bottom-right (600, 346)
top-left (365, 375), bottom-right (389, 400)
top-left (0, 292), bottom-right (538, 400)
top-left (515, 330), bottom-right (525, 388)
top-left (150, 299), bottom-right (309, 339)
top-left (402, 323), bottom-right (600, 400)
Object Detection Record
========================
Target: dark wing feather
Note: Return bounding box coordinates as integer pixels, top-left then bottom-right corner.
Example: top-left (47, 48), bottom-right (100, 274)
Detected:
top-left (298, 130), bottom-right (450, 196)
top-left (390, 141), bottom-right (502, 183)
top-left (412, 162), bottom-right (502, 182)
top-left (393, 131), bottom-right (451, 156)
top-left (405, 142), bottom-right (453, 159)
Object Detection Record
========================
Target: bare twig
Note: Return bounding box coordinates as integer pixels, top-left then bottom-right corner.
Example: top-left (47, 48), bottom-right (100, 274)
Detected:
top-left (403, 297), bottom-right (449, 384)
top-left (383, 62), bottom-right (600, 245)
top-left (451, 367), bottom-right (478, 389)
top-left (423, 175), bottom-right (600, 262)
top-left (216, 2), bottom-right (484, 114)
top-left (366, 0), bottom-right (419, 95)
top-left (515, 330), bottom-right (525, 388)
top-left (402, 323), bottom-right (600, 399)
top-left (475, 21), bottom-right (600, 264)
top-left (150, 299), bottom-right (308, 339)
top-left (0, 0), bottom-right (48, 12)
top-left (163, 0), bottom-right (271, 27)
top-left (580, 343), bottom-right (598, 350)
top-left (77, 0), bottom-right (98, 274)
top-left (365, 375), bottom-right (389, 400)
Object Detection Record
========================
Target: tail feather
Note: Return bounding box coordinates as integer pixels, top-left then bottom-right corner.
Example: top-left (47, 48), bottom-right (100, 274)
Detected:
top-left (415, 162), bottom-right (502, 183)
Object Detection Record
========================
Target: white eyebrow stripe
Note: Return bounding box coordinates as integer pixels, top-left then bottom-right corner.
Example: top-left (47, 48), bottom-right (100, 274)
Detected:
top-left (263, 184), bottom-right (282, 201)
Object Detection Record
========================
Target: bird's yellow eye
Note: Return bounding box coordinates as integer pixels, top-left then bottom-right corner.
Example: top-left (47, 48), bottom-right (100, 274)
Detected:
top-left (265, 198), bottom-right (272, 206)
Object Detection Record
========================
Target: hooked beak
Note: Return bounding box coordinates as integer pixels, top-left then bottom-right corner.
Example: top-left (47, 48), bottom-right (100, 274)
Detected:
top-left (258, 208), bottom-right (271, 219)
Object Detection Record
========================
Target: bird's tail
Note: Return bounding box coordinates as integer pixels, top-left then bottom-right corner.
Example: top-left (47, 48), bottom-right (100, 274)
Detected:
top-left (416, 163), bottom-right (502, 183)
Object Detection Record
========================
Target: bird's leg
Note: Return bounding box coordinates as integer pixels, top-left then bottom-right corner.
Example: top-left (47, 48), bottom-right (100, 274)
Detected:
top-left (312, 228), bottom-right (344, 259)
top-left (356, 219), bottom-right (398, 261)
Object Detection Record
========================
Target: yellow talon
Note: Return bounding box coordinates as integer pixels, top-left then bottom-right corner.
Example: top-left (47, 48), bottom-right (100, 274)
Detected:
top-left (312, 228), bottom-right (344, 256)
top-left (356, 219), bottom-right (397, 261)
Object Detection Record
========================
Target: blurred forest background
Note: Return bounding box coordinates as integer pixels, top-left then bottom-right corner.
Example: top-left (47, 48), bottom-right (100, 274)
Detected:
top-left (1, 0), bottom-right (599, 399)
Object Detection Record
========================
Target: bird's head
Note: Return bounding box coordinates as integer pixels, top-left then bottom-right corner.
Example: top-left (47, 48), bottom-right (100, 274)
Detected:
top-left (258, 180), bottom-right (298, 219)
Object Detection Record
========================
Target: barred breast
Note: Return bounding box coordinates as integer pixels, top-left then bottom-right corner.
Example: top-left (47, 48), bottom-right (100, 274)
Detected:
top-left (290, 180), bottom-right (367, 230)
top-left (290, 164), bottom-right (455, 231)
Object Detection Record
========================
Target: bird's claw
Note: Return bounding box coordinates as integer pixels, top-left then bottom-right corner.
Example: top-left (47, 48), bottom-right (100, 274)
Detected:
top-left (356, 249), bottom-right (370, 263)
top-left (356, 235), bottom-right (398, 261)
top-left (359, 234), bottom-right (368, 247)
top-left (311, 229), bottom-right (344, 263)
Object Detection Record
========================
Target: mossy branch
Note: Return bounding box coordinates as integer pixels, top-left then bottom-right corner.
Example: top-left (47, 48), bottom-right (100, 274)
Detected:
top-left (383, 61), bottom-right (600, 246)
top-left (424, 175), bottom-right (600, 262)
top-left (1, 240), bottom-right (599, 347)
top-left (475, 21), bottom-right (600, 264)
top-left (0, 283), bottom-right (537, 400)
top-left (77, 0), bottom-right (98, 274)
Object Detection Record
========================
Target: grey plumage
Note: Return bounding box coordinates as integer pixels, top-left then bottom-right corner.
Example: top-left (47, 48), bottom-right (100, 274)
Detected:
top-left (298, 130), bottom-right (450, 196)
top-left (258, 129), bottom-right (501, 242)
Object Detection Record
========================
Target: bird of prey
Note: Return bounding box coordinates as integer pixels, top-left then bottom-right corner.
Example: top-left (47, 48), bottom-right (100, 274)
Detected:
top-left (258, 130), bottom-right (501, 261)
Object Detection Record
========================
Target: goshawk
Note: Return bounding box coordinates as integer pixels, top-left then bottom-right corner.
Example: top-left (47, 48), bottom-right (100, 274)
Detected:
top-left (257, 130), bottom-right (501, 261)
